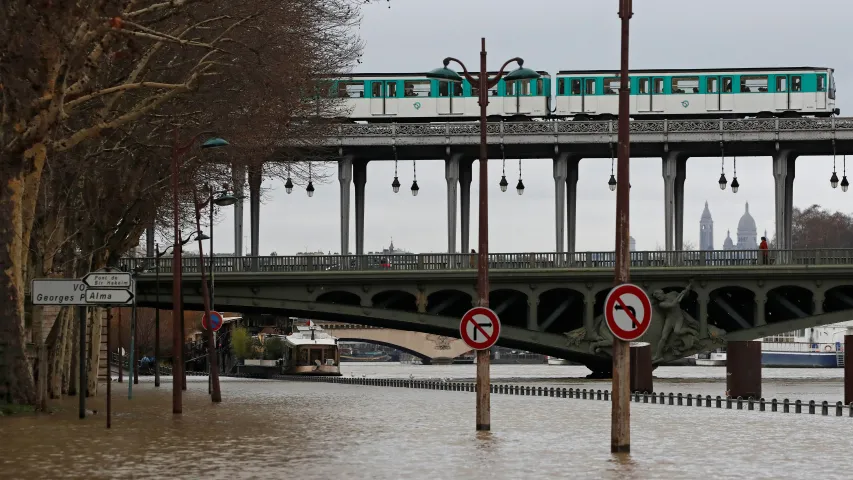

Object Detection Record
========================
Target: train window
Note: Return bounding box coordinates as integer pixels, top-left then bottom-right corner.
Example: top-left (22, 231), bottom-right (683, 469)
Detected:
top-left (372, 82), bottom-right (382, 98)
top-left (817, 75), bottom-right (826, 92)
top-left (453, 83), bottom-right (463, 97)
top-left (338, 82), bottom-right (364, 98)
top-left (791, 76), bottom-right (801, 92)
top-left (604, 78), bottom-right (620, 95)
top-left (438, 82), bottom-right (449, 97)
top-left (404, 81), bottom-right (430, 97)
top-left (638, 78), bottom-right (650, 94)
top-left (386, 82), bottom-right (397, 98)
top-left (536, 79), bottom-right (544, 96)
top-left (653, 78), bottom-right (664, 94)
top-left (518, 79), bottom-right (532, 96)
top-left (829, 72), bottom-right (836, 99)
top-left (671, 77), bottom-right (698, 94)
top-left (557, 79), bottom-right (565, 94)
top-left (488, 88), bottom-right (498, 97)
top-left (722, 78), bottom-right (733, 93)
top-left (740, 75), bottom-right (768, 93)
top-left (585, 79), bottom-right (596, 95)
top-left (570, 79), bottom-right (581, 95)
top-left (707, 77), bottom-right (718, 94)
top-left (506, 81), bottom-right (515, 96)
top-left (776, 76), bottom-right (787, 93)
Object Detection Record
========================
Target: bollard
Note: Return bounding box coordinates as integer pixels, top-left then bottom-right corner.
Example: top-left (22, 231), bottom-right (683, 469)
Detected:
top-left (551, 387), bottom-right (556, 397)
top-left (726, 397), bottom-right (732, 409)
top-left (596, 389), bottom-right (602, 400)
top-left (759, 398), bottom-right (765, 412)
top-left (696, 395), bottom-right (701, 407)
top-left (668, 393), bottom-right (674, 405)
top-left (771, 398), bottom-right (778, 412)
top-left (604, 390), bottom-right (609, 401)
top-left (661, 392), bottom-right (666, 404)
top-left (677, 393), bottom-right (683, 406)
top-left (716, 396), bottom-right (722, 408)
top-left (686, 394), bottom-right (692, 406)
top-left (837, 401), bottom-right (843, 417)
top-left (583, 389), bottom-right (588, 400)
top-left (736, 397), bottom-right (743, 410)
top-left (652, 392), bottom-right (657, 404)
top-left (783, 399), bottom-right (790, 413)
top-left (808, 400), bottom-right (816, 415)
top-left (821, 401), bottom-right (829, 416)
top-left (561, 388), bottom-right (567, 398)
top-left (633, 392), bottom-right (639, 402)
top-left (643, 393), bottom-right (649, 403)
top-left (795, 400), bottom-right (802, 413)
top-left (748, 398), bottom-right (754, 411)
top-left (537, 387), bottom-right (543, 396)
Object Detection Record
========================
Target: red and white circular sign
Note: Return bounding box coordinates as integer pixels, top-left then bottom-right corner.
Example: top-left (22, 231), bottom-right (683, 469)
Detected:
top-left (459, 307), bottom-right (501, 350)
top-left (604, 284), bottom-right (653, 341)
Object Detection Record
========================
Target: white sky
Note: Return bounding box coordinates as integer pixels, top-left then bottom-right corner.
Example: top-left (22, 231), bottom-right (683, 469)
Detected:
top-left (196, 0), bottom-right (853, 256)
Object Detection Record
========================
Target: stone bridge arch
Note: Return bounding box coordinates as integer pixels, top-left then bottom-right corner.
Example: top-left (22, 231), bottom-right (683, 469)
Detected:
top-left (324, 325), bottom-right (472, 364)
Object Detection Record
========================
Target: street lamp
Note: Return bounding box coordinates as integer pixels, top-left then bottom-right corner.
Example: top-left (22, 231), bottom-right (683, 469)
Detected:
top-left (169, 129), bottom-right (228, 414)
top-left (426, 38), bottom-right (539, 432)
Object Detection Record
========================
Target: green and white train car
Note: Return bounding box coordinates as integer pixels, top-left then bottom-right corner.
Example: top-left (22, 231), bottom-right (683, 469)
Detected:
top-left (327, 72), bottom-right (552, 121)
top-left (554, 67), bottom-right (838, 119)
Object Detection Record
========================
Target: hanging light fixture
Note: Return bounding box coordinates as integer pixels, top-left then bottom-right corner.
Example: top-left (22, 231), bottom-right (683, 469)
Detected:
top-left (410, 160), bottom-right (419, 196)
top-left (842, 155), bottom-right (849, 192)
top-left (718, 142), bottom-right (727, 190)
top-left (608, 142), bottom-right (616, 191)
top-left (516, 158), bottom-right (525, 195)
top-left (285, 162), bottom-right (293, 194)
top-left (499, 144), bottom-right (508, 192)
top-left (306, 162), bottom-right (314, 197)
top-left (831, 139), bottom-right (839, 188)
top-left (730, 156), bottom-right (739, 193)
top-left (391, 145), bottom-right (400, 193)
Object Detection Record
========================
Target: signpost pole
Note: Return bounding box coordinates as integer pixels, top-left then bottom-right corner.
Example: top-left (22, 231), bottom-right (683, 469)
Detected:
top-left (118, 308), bottom-right (123, 383)
top-left (612, 0), bottom-right (634, 454)
top-left (128, 299), bottom-right (135, 400)
top-left (475, 37), bottom-right (491, 433)
top-left (106, 308), bottom-right (112, 429)
top-left (79, 305), bottom-right (87, 419)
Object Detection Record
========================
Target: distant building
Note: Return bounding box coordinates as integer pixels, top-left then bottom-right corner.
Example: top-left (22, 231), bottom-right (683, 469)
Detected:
top-left (367, 239), bottom-right (413, 256)
top-left (699, 201), bottom-right (714, 250)
top-left (723, 202), bottom-right (760, 250)
top-left (629, 237), bottom-right (636, 251)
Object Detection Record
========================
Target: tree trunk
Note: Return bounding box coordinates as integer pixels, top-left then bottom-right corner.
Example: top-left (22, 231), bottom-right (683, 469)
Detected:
top-left (46, 306), bottom-right (69, 399)
top-left (87, 308), bottom-right (103, 396)
top-left (67, 310), bottom-right (78, 396)
top-left (0, 159), bottom-right (36, 405)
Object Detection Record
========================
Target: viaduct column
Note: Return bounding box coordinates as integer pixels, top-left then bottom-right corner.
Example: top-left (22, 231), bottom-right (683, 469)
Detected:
top-left (527, 295), bottom-right (539, 331)
top-left (145, 226), bottom-right (155, 257)
top-left (248, 164), bottom-right (262, 268)
top-left (553, 154), bottom-right (567, 253)
top-left (232, 164), bottom-right (246, 257)
top-left (445, 154), bottom-right (461, 253)
top-left (459, 158), bottom-right (473, 254)
top-left (353, 160), bottom-right (368, 255)
top-left (662, 151), bottom-right (688, 251)
top-left (339, 156), bottom-right (353, 255)
top-left (566, 155), bottom-right (580, 255)
top-left (772, 150), bottom-right (797, 250)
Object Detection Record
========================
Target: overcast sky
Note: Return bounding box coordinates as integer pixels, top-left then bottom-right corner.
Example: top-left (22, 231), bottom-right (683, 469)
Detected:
top-left (198, 0), bottom-right (853, 256)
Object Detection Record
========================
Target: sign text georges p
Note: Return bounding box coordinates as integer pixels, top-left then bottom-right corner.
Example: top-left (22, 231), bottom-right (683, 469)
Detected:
top-left (460, 307), bottom-right (501, 350)
top-left (604, 283), bottom-right (653, 342)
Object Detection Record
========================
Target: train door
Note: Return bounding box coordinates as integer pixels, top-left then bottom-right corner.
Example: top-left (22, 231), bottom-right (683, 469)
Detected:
top-left (816, 74), bottom-right (827, 109)
top-left (567, 78), bottom-right (597, 114)
top-left (775, 74), bottom-right (803, 111)
top-left (370, 81), bottom-right (398, 116)
top-left (504, 80), bottom-right (519, 114)
top-left (719, 76), bottom-right (734, 110)
top-left (450, 82), bottom-right (465, 114)
top-left (650, 77), bottom-right (665, 112)
top-left (515, 79), bottom-right (534, 114)
top-left (437, 81), bottom-right (463, 115)
top-left (705, 76), bottom-right (734, 111)
top-left (636, 77), bottom-right (651, 112)
top-left (568, 79), bottom-right (584, 113)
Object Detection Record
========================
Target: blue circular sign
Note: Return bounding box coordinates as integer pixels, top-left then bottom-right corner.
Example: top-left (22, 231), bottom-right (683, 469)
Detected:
top-left (204, 311), bottom-right (224, 331)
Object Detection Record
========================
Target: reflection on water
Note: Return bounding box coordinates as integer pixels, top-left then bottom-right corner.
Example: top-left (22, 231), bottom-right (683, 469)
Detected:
top-left (1, 368), bottom-right (851, 479)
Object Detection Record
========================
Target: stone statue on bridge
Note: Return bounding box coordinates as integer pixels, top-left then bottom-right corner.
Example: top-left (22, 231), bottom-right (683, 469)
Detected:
top-left (563, 281), bottom-right (726, 363)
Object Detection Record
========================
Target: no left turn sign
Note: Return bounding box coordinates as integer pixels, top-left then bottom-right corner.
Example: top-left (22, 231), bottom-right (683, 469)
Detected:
top-left (604, 283), bottom-right (653, 341)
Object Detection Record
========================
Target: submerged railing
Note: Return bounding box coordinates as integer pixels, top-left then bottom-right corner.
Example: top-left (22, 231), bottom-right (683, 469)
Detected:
top-left (119, 248), bottom-right (853, 274)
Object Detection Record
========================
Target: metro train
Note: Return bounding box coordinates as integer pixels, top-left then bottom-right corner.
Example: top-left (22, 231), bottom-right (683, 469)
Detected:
top-left (322, 67), bottom-right (838, 122)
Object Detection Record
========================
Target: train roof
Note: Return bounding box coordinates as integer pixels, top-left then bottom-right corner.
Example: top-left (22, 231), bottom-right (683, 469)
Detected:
top-left (321, 71), bottom-right (551, 78)
top-left (557, 66), bottom-right (832, 75)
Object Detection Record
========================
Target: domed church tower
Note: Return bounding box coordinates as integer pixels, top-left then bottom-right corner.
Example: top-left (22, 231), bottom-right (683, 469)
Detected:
top-left (736, 202), bottom-right (758, 250)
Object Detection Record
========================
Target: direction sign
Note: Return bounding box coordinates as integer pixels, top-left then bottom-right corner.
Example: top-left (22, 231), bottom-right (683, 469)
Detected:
top-left (459, 307), bottom-right (501, 350)
top-left (31, 279), bottom-right (88, 305)
top-left (82, 271), bottom-right (132, 288)
top-left (85, 289), bottom-right (135, 305)
top-left (604, 283), bottom-right (653, 341)
top-left (202, 311), bottom-right (224, 332)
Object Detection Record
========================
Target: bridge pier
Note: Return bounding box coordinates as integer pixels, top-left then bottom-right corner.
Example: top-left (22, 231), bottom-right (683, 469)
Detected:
top-left (772, 150), bottom-right (797, 250)
top-left (339, 156), bottom-right (353, 255)
top-left (459, 158), bottom-right (473, 254)
top-left (248, 164), bottom-right (262, 264)
top-left (553, 154), bottom-right (567, 253)
top-left (353, 160), bottom-right (367, 256)
top-left (662, 151), bottom-right (687, 251)
top-left (445, 154), bottom-right (461, 253)
top-left (232, 164), bottom-right (246, 257)
top-left (726, 341), bottom-right (761, 399)
top-left (146, 226), bottom-right (155, 257)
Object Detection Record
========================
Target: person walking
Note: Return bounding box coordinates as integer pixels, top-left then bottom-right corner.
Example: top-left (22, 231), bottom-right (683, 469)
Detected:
top-left (469, 249), bottom-right (476, 269)
top-left (759, 236), bottom-right (769, 265)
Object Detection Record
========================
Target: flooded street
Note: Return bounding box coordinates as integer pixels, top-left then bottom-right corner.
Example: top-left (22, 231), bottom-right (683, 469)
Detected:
top-left (2, 365), bottom-right (851, 479)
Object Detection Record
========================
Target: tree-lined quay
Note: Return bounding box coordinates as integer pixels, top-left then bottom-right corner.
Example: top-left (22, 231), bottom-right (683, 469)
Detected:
top-left (120, 248), bottom-right (853, 273)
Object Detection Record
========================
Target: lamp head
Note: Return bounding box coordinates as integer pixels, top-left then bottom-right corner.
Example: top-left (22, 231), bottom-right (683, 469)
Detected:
top-left (499, 175), bottom-right (508, 192)
top-left (201, 137), bottom-right (229, 149)
top-left (284, 177), bottom-right (293, 194)
top-left (426, 59), bottom-right (464, 83)
top-left (608, 174), bottom-right (617, 191)
top-left (306, 181), bottom-right (315, 197)
top-left (503, 60), bottom-right (541, 82)
top-left (392, 176), bottom-right (401, 193)
top-left (411, 180), bottom-right (419, 196)
top-left (213, 192), bottom-right (238, 207)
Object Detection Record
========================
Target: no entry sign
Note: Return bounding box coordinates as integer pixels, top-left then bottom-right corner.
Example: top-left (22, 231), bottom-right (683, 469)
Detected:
top-left (604, 283), bottom-right (653, 341)
top-left (202, 311), bottom-right (224, 332)
top-left (460, 307), bottom-right (501, 350)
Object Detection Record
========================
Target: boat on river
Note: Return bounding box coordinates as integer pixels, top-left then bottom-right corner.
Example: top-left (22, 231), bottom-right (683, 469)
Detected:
top-left (280, 323), bottom-right (342, 376)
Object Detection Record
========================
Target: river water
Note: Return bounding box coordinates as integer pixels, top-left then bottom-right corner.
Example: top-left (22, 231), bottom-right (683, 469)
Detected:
top-left (2, 364), bottom-right (851, 479)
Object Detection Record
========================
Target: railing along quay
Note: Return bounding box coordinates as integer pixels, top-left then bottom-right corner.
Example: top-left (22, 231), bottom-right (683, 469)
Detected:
top-left (119, 248), bottom-right (853, 274)
top-left (278, 375), bottom-right (853, 419)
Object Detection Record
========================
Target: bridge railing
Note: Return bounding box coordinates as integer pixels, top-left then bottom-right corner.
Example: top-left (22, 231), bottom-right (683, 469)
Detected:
top-left (119, 248), bottom-right (853, 274)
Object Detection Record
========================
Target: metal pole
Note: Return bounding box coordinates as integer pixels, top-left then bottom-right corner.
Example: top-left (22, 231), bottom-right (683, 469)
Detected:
top-left (106, 308), bottom-right (112, 428)
top-left (117, 308), bottom-right (123, 383)
top-left (475, 36), bottom-right (491, 432)
top-left (154, 245), bottom-right (161, 388)
top-left (128, 295), bottom-right (135, 399)
top-left (611, 0), bottom-right (633, 455)
top-left (132, 288), bottom-right (138, 386)
top-left (78, 306), bottom-right (86, 419)
top-left (171, 127), bottom-right (184, 414)
top-left (194, 189), bottom-right (222, 403)
top-left (209, 190), bottom-right (214, 395)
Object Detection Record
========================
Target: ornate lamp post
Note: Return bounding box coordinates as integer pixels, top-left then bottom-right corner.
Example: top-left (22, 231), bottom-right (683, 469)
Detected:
top-left (426, 38), bottom-right (539, 432)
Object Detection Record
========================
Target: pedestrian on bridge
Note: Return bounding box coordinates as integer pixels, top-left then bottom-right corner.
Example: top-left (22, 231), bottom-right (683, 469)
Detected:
top-left (470, 249), bottom-right (476, 269)
top-left (759, 237), bottom-right (769, 265)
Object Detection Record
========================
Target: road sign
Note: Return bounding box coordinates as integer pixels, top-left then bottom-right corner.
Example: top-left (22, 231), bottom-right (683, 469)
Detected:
top-left (604, 283), bottom-right (653, 341)
top-left (460, 307), bottom-right (501, 350)
top-left (82, 271), bottom-right (132, 288)
top-left (202, 311), bottom-right (224, 332)
top-left (31, 279), bottom-right (88, 305)
top-left (85, 288), bottom-right (135, 305)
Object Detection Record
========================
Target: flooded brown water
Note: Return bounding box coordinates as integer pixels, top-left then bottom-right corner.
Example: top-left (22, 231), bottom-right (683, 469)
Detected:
top-left (2, 368), bottom-right (851, 479)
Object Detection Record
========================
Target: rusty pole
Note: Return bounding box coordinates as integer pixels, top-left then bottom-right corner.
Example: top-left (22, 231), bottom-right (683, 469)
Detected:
top-left (106, 308), bottom-right (112, 428)
top-left (117, 308), bottom-right (123, 383)
top-left (611, 0), bottom-right (633, 454)
top-left (475, 36), bottom-right (491, 432)
top-left (171, 127), bottom-right (184, 415)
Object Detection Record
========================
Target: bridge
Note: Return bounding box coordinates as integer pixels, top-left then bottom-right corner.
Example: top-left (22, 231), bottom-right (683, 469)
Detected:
top-left (150, 117), bottom-right (853, 268)
top-left (125, 248), bottom-right (853, 375)
top-left (317, 322), bottom-right (471, 364)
